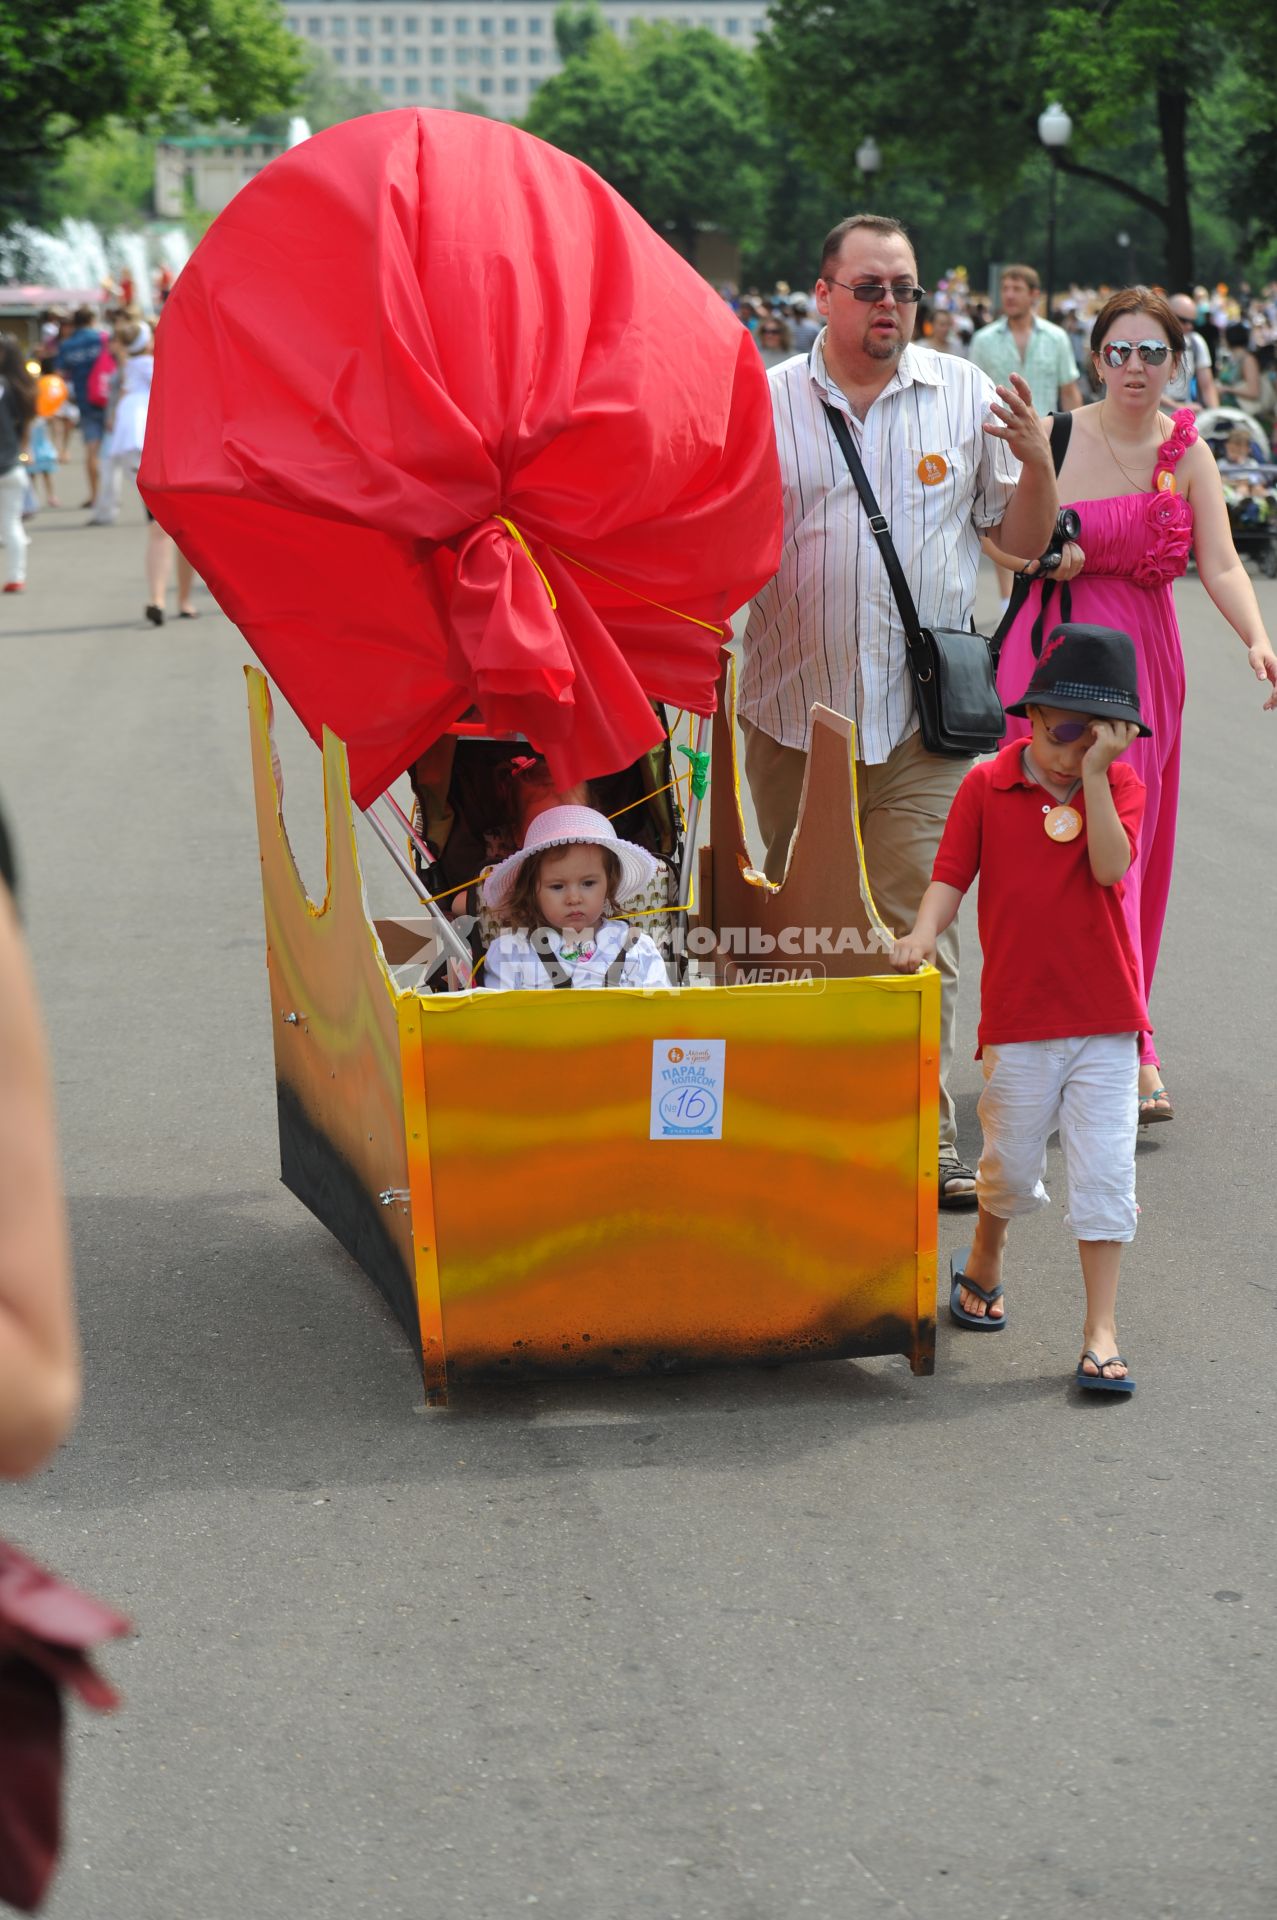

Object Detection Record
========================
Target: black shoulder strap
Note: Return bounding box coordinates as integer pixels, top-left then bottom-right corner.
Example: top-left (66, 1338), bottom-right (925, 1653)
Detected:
top-left (821, 402), bottom-right (930, 672)
top-left (530, 927), bottom-right (573, 988)
top-left (992, 411), bottom-right (1074, 659)
top-left (1048, 409), bottom-right (1073, 474)
top-left (604, 925), bottom-right (642, 988)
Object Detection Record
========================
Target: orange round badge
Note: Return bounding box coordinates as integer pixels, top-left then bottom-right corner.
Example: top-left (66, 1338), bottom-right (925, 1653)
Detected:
top-left (917, 454), bottom-right (948, 485)
top-left (1156, 469), bottom-right (1176, 493)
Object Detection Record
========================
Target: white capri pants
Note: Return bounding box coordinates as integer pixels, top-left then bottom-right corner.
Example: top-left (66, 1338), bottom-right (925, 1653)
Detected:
top-left (976, 1032), bottom-right (1140, 1243)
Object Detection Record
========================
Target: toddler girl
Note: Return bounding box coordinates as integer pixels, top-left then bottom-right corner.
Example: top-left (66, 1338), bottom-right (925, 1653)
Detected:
top-left (481, 807), bottom-right (668, 990)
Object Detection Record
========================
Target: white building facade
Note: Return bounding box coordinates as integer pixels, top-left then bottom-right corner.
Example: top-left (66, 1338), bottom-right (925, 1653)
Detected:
top-left (280, 1), bottom-right (770, 119)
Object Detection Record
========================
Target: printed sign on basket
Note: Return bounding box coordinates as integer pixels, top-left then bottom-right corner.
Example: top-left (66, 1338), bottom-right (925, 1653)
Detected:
top-left (650, 1040), bottom-right (726, 1141)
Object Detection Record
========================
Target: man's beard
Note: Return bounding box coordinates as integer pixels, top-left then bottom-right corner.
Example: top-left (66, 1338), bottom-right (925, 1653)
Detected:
top-left (865, 331), bottom-right (904, 361)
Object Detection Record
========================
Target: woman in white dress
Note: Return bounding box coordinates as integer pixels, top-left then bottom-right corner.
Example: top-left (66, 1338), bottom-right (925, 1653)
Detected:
top-left (93, 316), bottom-right (197, 624)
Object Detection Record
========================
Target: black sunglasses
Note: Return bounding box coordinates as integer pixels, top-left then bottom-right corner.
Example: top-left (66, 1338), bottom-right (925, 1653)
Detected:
top-left (1099, 338), bottom-right (1171, 368)
top-left (825, 278), bottom-right (926, 305)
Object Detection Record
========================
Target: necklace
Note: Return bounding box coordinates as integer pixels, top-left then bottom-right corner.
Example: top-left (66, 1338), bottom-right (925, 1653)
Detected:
top-left (1097, 404), bottom-right (1153, 492)
top-left (1023, 748), bottom-right (1084, 843)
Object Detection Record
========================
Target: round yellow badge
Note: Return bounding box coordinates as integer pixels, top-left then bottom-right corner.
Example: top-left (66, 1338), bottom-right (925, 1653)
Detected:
top-left (917, 454), bottom-right (949, 486)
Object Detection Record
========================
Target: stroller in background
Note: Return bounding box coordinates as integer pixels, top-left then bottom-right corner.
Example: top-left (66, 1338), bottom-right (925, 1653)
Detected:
top-left (1195, 405), bottom-right (1277, 579)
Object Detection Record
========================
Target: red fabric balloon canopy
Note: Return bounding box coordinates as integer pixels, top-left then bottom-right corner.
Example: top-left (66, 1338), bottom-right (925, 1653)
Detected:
top-left (139, 110), bottom-right (781, 808)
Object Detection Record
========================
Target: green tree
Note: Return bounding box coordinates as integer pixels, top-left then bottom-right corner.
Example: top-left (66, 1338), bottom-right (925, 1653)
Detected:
top-left (253, 43), bottom-right (381, 138)
top-left (759, 0), bottom-right (1277, 285)
top-left (0, 0), bottom-right (304, 225)
top-left (523, 21), bottom-right (769, 263)
top-left (553, 1), bottom-right (605, 64)
top-left (43, 123), bottom-right (157, 230)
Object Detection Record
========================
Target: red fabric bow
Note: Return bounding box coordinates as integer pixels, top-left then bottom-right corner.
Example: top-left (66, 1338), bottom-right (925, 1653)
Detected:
top-left (139, 110), bottom-right (781, 806)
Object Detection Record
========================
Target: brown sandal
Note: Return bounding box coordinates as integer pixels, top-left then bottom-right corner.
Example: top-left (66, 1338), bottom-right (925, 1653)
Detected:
top-left (1138, 1086), bottom-right (1173, 1125)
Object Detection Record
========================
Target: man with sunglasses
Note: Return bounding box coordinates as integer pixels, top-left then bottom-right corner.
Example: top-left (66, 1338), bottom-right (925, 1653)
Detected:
top-left (739, 213), bottom-right (1058, 1209)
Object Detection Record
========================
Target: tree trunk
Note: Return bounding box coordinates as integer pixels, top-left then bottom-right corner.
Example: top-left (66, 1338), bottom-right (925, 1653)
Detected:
top-left (1156, 83), bottom-right (1193, 289)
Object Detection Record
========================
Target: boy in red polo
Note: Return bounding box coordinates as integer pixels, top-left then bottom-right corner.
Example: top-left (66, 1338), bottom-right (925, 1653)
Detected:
top-left (891, 624), bottom-right (1149, 1394)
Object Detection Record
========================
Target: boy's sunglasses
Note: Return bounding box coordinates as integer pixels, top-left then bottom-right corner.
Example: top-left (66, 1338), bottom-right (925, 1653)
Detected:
top-left (825, 279), bottom-right (926, 304)
top-left (1099, 338), bottom-right (1171, 368)
top-left (1043, 719), bottom-right (1092, 743)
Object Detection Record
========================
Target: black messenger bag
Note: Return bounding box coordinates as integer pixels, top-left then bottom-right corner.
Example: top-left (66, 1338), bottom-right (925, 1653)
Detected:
top-left (822, 402), bottom-right (1006, 759)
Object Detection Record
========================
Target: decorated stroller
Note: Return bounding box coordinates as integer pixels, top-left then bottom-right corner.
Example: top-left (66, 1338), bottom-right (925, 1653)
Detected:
top-left (142, 112), bottom-right (941, 1406)
top-left (1195, 405), bottom-right (1277, 578)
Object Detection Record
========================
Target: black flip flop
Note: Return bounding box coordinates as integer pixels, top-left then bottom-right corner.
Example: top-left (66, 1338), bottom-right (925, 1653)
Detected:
top-left (949, 1249), bottom-right (1006, 1330)
top-left (1075, 1350), bottom-right (1135, 1394)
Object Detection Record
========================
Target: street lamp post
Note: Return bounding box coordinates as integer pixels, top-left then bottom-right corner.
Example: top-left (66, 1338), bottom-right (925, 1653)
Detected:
top-left (855, 136), bottom-right (881, 193)
top-left (1037, 103), bottom-right (1072, 314)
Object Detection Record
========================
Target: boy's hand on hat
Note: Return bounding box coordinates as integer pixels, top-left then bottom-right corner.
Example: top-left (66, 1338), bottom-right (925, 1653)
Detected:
top-left (1248, 641), bottom-right (1277, 709)
top-left (1082, 719), bottom-right (1139, 772)
top-left (890, 930), bottom-right (935, 974)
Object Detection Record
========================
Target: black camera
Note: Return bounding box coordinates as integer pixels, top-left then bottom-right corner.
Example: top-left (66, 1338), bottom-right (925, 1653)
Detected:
top-left (1035, 507), bottom-right (1083, 573)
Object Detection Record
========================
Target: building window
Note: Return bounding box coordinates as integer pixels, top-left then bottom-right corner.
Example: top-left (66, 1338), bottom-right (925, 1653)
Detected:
top-left (405, 75), bottom-right (421, 94)
top-left (477, 45), bottom-right (492, 65)
top-left (285, 15), bottom-right (299, 30)
top-left (402, 12), bottom-right (417, 27)
top-left (356, 43), bottom-right (371, 62)
top-left (479, 13), bottom-right (494, 31)
top-left (455, 44), bottom-right (471, 63)
top-left (479, 76), bottom-right (494, 93)
top-left (527, 44), bottom-right (543, 63)
top-left (332, 43), bottom-right (347, 60)
top-left (725, 15), bottom-right (740, 30)
top-left (380, 14), bottom-right (395, 30)
top-left (454, 13), bottom-right (469, 30)
top-left (380, 44), bottom-right (394, 61)
top-left (503, 13), bottom-right (518, 28)
top-left (430, 44), bottom-right (444, 62)
top-left (430, 12), bottom-right (444, 28)
top-left (380, 75), bottom-right (395, 92)
top-left (356, 14), bottom-right (371, 33)
top-left (429, 75), bottom-right (446, 95)
top-left (306, 16), bottom-right (323, 32)
top-left (329, 14), bottom-right (346, 32)
top-left (502, 43), bottom-right (518, 62)
top-left (502, 75), bottom-right (519, 93)
top-left (529, 75), bottom-right (543, 92)
top-left (527, 12), bottom-right (543, 28)
top-left (403, 42), bottom-right (420, 62)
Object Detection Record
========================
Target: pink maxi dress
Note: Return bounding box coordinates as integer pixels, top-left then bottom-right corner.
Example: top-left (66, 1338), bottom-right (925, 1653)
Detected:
top-left (995, 408), bottom-right (1198, 1071)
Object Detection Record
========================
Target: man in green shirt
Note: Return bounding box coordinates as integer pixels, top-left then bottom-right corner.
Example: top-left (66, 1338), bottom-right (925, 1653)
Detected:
top-left (970, 265), bottom-right (1082, 615)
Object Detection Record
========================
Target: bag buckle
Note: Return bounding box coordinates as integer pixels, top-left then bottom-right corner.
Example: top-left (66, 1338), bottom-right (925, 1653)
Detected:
top-left (868, 513), bottom-right (890, 535)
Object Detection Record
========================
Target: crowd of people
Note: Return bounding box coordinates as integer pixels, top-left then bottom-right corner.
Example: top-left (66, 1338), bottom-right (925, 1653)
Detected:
top-left (731, 271), bottom-right (1277, 427)
top-left (0, 282), bottom-right (196, 619)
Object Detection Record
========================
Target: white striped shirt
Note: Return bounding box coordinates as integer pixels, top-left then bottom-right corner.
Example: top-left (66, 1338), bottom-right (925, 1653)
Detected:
top-left (739, 332), bottom-right (1021, 761)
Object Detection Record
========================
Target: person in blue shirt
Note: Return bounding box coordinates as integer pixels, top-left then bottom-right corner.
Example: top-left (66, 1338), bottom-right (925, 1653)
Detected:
top-left (55, 306), bottom-right (108, 509)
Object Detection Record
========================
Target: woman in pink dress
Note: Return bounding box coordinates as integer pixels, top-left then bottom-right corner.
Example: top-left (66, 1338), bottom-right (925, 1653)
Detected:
top-left (993, 286), bottom-right (1277, 1122)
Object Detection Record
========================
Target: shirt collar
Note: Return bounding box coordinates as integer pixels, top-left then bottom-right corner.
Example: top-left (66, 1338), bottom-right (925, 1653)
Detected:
top-left (990, 740), bottom-right (1037, 789)
top-left (808, 331), bottom-right (943, 408)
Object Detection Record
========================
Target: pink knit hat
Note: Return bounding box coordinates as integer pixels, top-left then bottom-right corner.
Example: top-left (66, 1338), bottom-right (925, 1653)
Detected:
top-left (481, 806), bottom-right (661, 912)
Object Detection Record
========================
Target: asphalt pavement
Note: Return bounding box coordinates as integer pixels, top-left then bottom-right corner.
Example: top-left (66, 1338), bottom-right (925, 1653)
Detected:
top-left (2, 476), bottom-right (1275, 1920)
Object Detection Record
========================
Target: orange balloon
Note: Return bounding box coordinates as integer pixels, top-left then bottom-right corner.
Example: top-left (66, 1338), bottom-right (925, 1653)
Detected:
top-left (36, 374), bottom-right (68, 417)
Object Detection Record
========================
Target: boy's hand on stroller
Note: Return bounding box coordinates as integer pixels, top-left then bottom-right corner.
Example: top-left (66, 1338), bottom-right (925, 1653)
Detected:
top-left (1082, 719), bottom-right (1139, 772)
top-left (890, 929), bottom-right (935, 973)
top-left (1248, 641), bottom-right (1277, 710)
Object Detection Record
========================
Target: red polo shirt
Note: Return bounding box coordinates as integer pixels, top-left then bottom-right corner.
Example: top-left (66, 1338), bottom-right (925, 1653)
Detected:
top-left (932, 740), bottom-right (1150, 1055)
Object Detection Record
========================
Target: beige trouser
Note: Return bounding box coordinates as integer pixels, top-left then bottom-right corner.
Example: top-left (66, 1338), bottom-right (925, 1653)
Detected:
top-left (741, 717), bottom-right (971, 1158)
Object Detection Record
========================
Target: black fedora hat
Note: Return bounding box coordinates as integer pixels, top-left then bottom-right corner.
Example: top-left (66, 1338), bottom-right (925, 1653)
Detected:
top-left (1005, 623), bottom-right (1151, 737)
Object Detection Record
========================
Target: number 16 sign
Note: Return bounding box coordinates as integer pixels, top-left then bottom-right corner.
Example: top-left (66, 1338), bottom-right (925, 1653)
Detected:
top-left (650, 1040), bottom-right (726, 1141)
